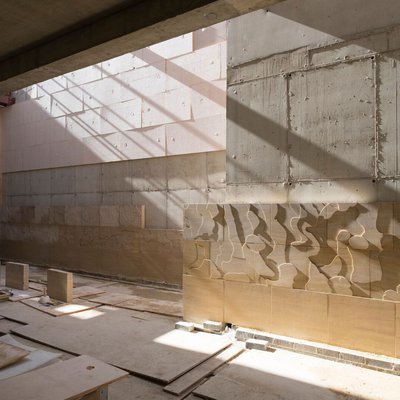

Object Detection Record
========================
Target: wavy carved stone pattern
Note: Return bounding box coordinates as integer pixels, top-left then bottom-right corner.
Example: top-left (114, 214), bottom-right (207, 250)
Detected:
top-left (183, 203), bottom-right (400, 300)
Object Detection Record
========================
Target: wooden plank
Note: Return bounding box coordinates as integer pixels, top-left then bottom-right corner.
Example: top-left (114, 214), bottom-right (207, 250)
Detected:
top-left (72, 286), bottom-right (106, 299)
top-left (0, 355), bottom-right (128, 400)
top-left (116, 296), bottom-right (183, 317)
top-left (0, 342), bottom-right (29, 369)
top-left (21, 297), bottom-right (99, 317)
top-left (164, 343), bottom-right (244, 395)
top-left (11, 306), bottom-right (231, 383)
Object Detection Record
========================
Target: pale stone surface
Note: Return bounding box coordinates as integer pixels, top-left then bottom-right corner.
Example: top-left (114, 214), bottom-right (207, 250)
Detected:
top-left (47, 269), bottom-right (73, 303)
top-left (175, 321), bottom-right (195, 332)
top-left (5, 262), bottom-right (29, 290)
top-left (245, 338), bottom-right (269, 350)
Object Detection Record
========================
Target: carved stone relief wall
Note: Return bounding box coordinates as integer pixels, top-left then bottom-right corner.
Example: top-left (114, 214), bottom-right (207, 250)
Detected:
top-left (183, 203), bottom-right (400, 357)
top-left (184, 203), bottom-right (400, 300)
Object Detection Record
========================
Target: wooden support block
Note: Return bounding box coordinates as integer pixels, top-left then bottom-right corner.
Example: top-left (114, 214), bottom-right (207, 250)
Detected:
top-left (47, 269), bottom-right (73, 303)
top-left (5, 262), bottom-right (29, 290)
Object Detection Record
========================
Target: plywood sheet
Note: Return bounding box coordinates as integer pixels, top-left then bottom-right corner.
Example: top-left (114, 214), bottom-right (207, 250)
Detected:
top-left (116, 296), bottom-right (183, 317)
top-left (8, 288), bottom-right (42, 302)
top-left (11, 306), bottom-right (231, 383)
top-left (0, 318), bottom-right (24, 334)
top-left (72, 286), bottom-right (106, 299)
top-left (0, 301), bottom-right (53, 325)
top-left (164, 343), bottom-right (244, 395)
top-left (29, 282), bottom-right (46, 291)
top-left (194, 349), bottom-right (400, 400)
top-left (0, 342), bottom-right (29, 369)
top-left (0, 335), bottom-right (61, 381)
top-left (82, 292), bottom-right (137, 305)
top-left (109, 375), bottom-right (178, 400)
top-left (328, 294), bottom-right (396, 356)
top-left (0, 355), bottom-right (128, 400)
top-left (21, 297), bottom-right (99, 317)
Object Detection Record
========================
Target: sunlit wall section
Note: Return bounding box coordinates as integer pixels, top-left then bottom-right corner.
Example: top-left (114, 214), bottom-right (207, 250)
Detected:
top-left (0, 22), bottom-right (226, 229)
top-left (0, 23), bottom-right (226, 171)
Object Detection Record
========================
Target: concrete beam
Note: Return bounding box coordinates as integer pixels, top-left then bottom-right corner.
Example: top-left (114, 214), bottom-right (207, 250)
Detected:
top-left (0, 0), bottom-right (284, 94)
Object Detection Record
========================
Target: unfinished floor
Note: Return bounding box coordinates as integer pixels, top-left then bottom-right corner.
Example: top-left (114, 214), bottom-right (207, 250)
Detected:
top-left (0, 263), bottom-right (399, 399)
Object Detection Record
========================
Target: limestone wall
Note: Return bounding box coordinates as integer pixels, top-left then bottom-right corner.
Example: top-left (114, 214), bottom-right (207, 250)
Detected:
top-left (0, 205), bottom-right (182, 285)
top-left (183, 202), bottom-right (400, 357)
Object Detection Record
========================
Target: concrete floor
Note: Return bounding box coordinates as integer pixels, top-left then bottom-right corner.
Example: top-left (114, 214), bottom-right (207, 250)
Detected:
top-left (0, 265), bottom-right (399, 399)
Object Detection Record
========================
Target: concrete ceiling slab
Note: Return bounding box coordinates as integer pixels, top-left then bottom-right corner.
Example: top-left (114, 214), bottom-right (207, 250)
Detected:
top-left (0, 0), bottom-right (285, 94)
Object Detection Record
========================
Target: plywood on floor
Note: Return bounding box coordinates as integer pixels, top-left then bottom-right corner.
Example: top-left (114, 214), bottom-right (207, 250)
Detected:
top-left (0, 355), bottom-right (128, 400)
top-left (82, 292), bottom-right (137, 305)
top-left (72, 286), bottom-right (106, 299)
top-left (8, 288), bottom-right (43, 302)
top-left (0, 342), bottom-right (29, 369)
top-left (0, 301), bottom-right (53, 324)
top-left (116, 296), bottom-right (183, 317)
top-left (0, 318), bottom-right (24, 334)
top-left (109, 375), bottom-right (178, 400)
top-left (194, 349), bottom-right (400, 400)
top-left (164, 343), bottom-right (244, 396)
top-left (21, 297), bottom-right (99, 317)
top-left (0, 335), bottom-right (62, 381)
top-left (29, 282), bottom-right (46, 291)
top-left (11, 306), bottom-right (231, 383)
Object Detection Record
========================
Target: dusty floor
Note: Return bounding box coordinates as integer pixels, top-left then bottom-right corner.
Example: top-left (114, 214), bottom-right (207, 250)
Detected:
top-left (0, 264), bottom-right (399, 399)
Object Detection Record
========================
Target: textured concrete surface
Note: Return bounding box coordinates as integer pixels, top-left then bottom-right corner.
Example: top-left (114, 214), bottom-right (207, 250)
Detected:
top-left (226, 0), bottom-right (400, 203)
top-left (1, 151), bottom-right (225, 229)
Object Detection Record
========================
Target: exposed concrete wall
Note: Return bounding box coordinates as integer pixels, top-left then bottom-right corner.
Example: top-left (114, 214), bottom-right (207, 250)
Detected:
top-left (0, 22), bottom-right (227, 230)
top-left (0, 23), bottom-right (227, 284)
top-left (226, 0), bottom-right (400, 203)
top-left (2, 151), bottom-right (225, 229)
